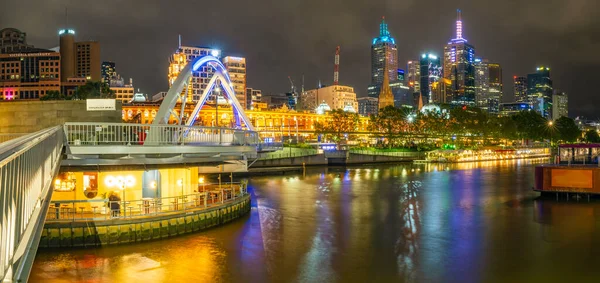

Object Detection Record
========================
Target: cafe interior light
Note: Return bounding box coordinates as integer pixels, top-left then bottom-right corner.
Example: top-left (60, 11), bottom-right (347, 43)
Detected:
top-left (105, 175), bottom-right (136, 187)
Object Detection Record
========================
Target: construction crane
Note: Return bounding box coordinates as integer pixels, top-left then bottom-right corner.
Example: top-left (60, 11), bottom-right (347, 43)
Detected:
top-left (288, 76), bottom-right (296, 93)
top-left (333, 46), bottom-right (340, 85)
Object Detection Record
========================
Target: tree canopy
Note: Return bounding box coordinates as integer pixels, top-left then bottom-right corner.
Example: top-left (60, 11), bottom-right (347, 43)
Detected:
top-left (315, 109), bottom-right (359, 146)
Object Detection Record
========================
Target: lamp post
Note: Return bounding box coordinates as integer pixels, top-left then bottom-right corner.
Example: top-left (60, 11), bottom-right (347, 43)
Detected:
top-left (548, 121), bottom-right (554, 147)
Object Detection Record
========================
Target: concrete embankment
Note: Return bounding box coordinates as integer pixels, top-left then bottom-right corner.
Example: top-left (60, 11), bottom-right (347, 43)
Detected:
top-left (40, 195), bottom-right (250, 248)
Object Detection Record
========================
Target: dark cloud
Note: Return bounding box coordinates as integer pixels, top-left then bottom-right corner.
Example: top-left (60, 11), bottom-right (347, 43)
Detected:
top-left (2, 0), bottom-right (599, 117)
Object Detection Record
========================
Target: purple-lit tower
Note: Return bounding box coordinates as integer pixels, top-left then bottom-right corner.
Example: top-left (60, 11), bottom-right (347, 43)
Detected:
top-left (443, 9), bottom-right (476, 105)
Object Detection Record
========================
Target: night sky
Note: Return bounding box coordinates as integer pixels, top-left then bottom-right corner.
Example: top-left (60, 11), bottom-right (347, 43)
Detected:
top-left (2, 0), bottom-right (599, 117)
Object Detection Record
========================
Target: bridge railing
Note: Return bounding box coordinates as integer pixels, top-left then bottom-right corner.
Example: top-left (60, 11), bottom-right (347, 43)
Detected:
top-left (63, 122), bottom-right (260, 146)
top-left (46, 183), bottom-right (248, 222)
top-left (0, 126), bottom-right (64, 282)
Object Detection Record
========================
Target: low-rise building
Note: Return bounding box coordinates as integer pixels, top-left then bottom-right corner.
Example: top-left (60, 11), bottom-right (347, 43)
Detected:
top-left (0, 50), bottom-right (61, 100)
top-left (302, 85), bottom-right (358, 113)
top-left (358, 97), bottom-right (379, 116)
top-left (499, 102), bottom-right (533, 117)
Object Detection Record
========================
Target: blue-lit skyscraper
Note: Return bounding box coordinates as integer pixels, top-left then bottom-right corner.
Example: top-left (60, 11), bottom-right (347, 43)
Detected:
top-left (368, 17), bottom-right (398, 98)
top-left (443, 9), bottom-right (476, 105)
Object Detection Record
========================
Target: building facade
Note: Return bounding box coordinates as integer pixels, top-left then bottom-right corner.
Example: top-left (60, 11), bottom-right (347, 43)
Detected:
top-left (368, 17), bottom-right (398, 98)
top-left (0, 28), bottom-right (33, 53)
top-left (245, 87), bottom-right (262, 110)
top-left (168, 45), bottom-right (221, 103)
top-left (527, 67), bottom-right (553, 119)
top-left (419, 53), bottom-right (442, 104)
top-left (552, 91), bottom-right (568, 119)
top-left (487, 62), bottom-right (502, 114)
top-left (513, 76), bottom-right (527, 103)
top-left (101, 61), bottom-right (116, 83)
top-left (75, 41), bottom-right (101, 81)
top-left (499, 102), bottom-right (533, 117)
top-left (0, 51), bottom-right (61, 100)
top-left (443, 10), bottom-right (476, 105)
top-left (222, 56), bottom-right (246, 109)
top-left (109, 77), bottom-right (135, 103)
top-left (302, 85), bottom-right (358, 113)
top-left (358, 97), bottom-right (379, 117)
top-left (474, 60), bottom-right (502, 113)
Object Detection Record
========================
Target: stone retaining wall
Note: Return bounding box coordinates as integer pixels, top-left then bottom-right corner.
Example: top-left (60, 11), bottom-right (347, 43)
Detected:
top-left (39, 195), bottom-right (250, 248)
top-left (0, 100), bottom-right (122, 134)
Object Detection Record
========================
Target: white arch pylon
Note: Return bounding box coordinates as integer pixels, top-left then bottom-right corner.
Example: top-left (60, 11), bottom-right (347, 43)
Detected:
top-left (152, 55), bottom-right (254, 131)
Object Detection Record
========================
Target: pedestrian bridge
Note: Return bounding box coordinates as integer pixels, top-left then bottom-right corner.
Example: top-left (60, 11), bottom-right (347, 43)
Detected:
top-left (60, 122), bottom-right (280, 170)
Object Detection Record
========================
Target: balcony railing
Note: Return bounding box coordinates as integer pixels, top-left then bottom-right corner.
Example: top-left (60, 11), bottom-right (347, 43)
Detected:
top-left (46, 183), bottom-right (248, 222)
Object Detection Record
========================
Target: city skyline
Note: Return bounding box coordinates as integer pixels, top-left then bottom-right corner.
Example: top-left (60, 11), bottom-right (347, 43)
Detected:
top-left (2, 0), bottom-right (598, 117)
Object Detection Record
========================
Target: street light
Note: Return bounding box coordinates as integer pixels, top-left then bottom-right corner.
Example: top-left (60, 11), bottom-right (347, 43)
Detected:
top-left (548, 121), bottom-right (554, 146)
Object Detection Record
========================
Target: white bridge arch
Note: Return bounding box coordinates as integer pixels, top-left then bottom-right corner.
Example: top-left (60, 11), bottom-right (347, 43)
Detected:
top-left (152, 55), bottom-right (254, 131)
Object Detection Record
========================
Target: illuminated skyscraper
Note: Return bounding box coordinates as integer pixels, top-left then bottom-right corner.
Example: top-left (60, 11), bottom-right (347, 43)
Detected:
top-left (487, 62), bottom-right (502, 113)
top-left (368, 17), bottom-right (398, 98)
top-left (222, 56), bottom-right (247, 109)
top-left (513, 76), bottom-right (527, 103)
top-left (474, 59), bottom-right (489, 108)
top-left (552, 91), bottom-right (568, 119)
top-left (443, 9), bottom-right (476, 105)
top-left (407, 60), bottom-right (420, 94)
top-left (419, 53), bottom-right (442, 104)
top-left (168, 45), bottom-right (221, 103)
top-left (101, 61), bottom-right (116, 83)
top-left (527, 67), bottom-right (553, 119)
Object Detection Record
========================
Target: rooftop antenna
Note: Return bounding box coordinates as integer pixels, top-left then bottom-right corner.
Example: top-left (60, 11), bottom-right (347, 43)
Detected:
top-left (178, 34), bottom-right (182, 49)
top-left (302, 74), bottom-right (305, 93)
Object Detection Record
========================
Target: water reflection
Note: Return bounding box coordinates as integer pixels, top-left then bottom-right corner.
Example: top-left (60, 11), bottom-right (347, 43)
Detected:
top-left (33, 158), bottom-right (600, 282)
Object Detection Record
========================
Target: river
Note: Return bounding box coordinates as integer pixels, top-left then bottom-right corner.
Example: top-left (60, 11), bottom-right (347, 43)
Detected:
top-left (31, 159), bottom-right (600, 282)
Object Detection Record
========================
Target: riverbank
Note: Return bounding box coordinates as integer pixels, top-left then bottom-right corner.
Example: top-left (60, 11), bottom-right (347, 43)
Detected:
top-left (39, 194), bottom-right (250, 248)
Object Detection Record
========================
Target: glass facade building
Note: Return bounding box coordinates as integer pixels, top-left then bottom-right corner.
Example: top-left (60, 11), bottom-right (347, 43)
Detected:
top-left (527, 67), bottom-right (553, 119)
top-left (443, 10), bottom-right (476, 105)
top-left (419, 53), bottom-right (442, 104)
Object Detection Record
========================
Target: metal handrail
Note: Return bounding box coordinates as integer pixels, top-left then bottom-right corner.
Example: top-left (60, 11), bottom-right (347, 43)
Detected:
top-left (46, 184), bottom-right (248, 222)
top-left (349, 149), bottom-right (425, 158)
top-left (63, 122), bottom-right (260, 147)
top-left (0, 126), bottom-right (64, 282)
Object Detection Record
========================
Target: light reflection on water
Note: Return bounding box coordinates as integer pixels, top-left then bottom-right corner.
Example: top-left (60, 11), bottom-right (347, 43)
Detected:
top-left (32, 158), bottom-right (600, 282)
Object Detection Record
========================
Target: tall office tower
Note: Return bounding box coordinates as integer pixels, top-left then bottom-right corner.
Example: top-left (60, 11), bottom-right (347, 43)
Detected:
top-left (0, 28), bottom-right (34, 53)
top-left (474, 59), bottom-right (489, 109)
top-left (513, 76), bottom-right (527, 103)
top-left (487, 62), bottom-right (502, 113)
top-left (222, 56), bottom-right (247, 109)
top-left (358, 97), bottom-right (379, 116)
top-left (443, 9), bottom-right (476, 105)
top-left (101, 61), bottom-right (116, 83)
top-left (527, 67), bottom-right (553, 119)
top-left (368, 17), bottom-right (398, 98)
top-left (552, 91), bottom-right (568, 119)
top-left (168, 45), bottom-right (221, 103)
top-left (419, 53), bottom-right (442, 104)
top-left (59, 29), bottom-right (75, 82)
top-left (75, 41), bottom-right (101, 81)
top-left (407, 60), bottom-right (420, 96)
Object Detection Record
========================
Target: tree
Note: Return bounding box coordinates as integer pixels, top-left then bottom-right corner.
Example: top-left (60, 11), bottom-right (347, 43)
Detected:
top-left (584, 129), bottom-right (600, 143)
top-left (314, 109), bottom-right (359, 146)
top-left (512, 111), bottom-right (547, 142)
top-left (368, 106), bottom-right (408, 148)
top-left (40, 90), bottom-right (65, 101)
top-left (73, 81), bottom-right (115, 100)
top-left (554, 116), bottom-right (581, 143)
